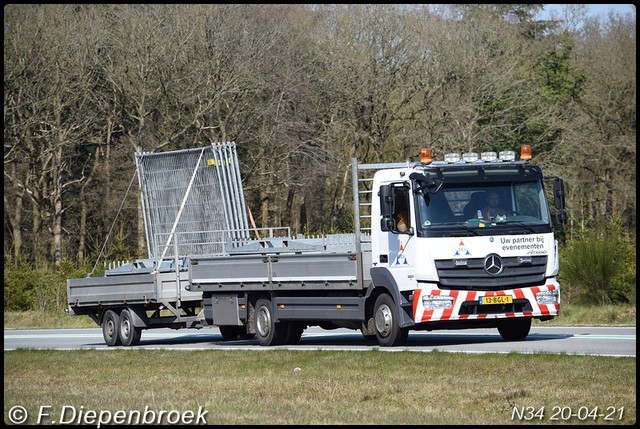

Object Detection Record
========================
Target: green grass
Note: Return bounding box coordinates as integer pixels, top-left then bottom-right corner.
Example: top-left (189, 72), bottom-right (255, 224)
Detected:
top-left (536, 303), bottom-right (636, 326)
top-left (3, 349), bottom-right (636, 425)
top-left (4, 306), bottom-right (636, 424)
top-left (4, 310), bottom-right (98, 329)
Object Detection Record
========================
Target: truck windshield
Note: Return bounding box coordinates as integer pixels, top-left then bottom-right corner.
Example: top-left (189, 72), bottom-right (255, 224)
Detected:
top-left (415, 180), bottom-right (552, 237)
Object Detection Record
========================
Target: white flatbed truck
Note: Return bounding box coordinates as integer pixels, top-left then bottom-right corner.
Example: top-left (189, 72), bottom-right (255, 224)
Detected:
top-left (67, 143), bottom-right (567, 347)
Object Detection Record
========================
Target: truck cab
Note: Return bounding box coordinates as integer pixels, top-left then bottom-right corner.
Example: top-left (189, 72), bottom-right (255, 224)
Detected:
top-left (365, 146), bottom-right (567, 344)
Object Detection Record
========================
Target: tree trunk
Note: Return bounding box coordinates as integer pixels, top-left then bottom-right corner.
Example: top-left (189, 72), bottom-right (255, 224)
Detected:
top-left (31, 199), bottom-right (43, 265)
top-left (11, 191), bottom-right (24, 261)
top-left (52, 145), bottom-right (64, 266)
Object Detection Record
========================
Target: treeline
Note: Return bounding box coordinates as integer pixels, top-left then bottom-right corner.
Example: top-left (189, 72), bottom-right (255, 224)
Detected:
top-left (4, 4), bottom-right (636, 268)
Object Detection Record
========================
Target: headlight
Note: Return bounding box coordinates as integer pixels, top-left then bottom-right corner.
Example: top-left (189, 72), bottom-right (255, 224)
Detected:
top-left (536, 289), bottom-right (559, 304)
top-left (422, 295), bottom-right (454, 309)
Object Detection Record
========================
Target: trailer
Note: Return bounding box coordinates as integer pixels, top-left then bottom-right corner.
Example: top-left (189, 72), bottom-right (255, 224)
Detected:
top-left (67, 143), bottom-right (567, 347)
top-left (67, 142), bottom-right (254, 346)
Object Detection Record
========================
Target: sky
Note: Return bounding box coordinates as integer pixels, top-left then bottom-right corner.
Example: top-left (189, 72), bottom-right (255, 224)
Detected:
top-left (586, 4), bottom-right (635, 17)
top-left (539, 4), bottom-right (636, 20)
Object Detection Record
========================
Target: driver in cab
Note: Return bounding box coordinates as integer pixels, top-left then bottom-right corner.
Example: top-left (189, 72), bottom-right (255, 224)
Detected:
top-left (482, 192), bottom-right (506, 220)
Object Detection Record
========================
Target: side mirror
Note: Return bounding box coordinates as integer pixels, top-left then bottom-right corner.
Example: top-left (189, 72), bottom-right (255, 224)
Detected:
top-left (380, 218), bottom-right (395, 232)
top-left (378, 184), bottom-right (395, 232)
top-left (552, 178), bottom-right (568, 226)
top-left (556, 211), bottom-right (568, 226)
top-left (553, 178), bottom-right (566, 210)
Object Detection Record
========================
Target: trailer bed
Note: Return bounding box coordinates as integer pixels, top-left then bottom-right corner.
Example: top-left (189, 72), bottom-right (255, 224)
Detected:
top-left (67, 267), bottom-right (201, 314)
top-left (189, 252), bottom-right (367, 291)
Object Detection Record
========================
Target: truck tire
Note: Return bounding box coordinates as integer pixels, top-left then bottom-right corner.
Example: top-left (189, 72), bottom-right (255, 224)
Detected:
top-left (373, 294), bottom-right (408, 347)
top-left (102, 310), bottom-right (121, 347)
top-left (497, 318), bottom-right (531, 341)
top-left (119, 308), bottom-right (142, 346)
top-left (255, 299), bottom-right (287, 346)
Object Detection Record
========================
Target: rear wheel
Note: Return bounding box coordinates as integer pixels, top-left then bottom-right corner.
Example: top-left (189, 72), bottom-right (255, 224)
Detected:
top-left (119, 308), bottom-right (141, 346)
top-left (373, 294), bottom-right (408, 347)
top-left (102, 310), bottom-right (121, 347)
top-left (255, 299), bottom-right (287, 346)
top-left (497, 318), bottom-right (532, 341)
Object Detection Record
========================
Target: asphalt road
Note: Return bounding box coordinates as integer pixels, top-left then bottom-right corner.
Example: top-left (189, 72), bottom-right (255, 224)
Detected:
top-left (4, 325), bottom-right (635, 357)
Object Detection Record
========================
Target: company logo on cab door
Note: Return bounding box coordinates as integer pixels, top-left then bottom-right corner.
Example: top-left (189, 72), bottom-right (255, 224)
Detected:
top-left (454, 240), bottom-right (471, 257)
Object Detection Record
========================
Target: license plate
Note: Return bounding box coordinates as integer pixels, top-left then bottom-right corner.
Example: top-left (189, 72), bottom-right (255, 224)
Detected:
top-left (479, 295), bottom-right (513, 305)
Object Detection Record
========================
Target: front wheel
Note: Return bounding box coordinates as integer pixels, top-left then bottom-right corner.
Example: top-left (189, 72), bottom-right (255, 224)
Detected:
top-left (373, 294), bottom-right (408, 347)
top-left (497, 317), bottom-right (531, 341)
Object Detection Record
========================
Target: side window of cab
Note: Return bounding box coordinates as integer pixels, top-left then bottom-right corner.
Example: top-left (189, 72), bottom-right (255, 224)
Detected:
top-left (392, 186), bottom-right (410, 233)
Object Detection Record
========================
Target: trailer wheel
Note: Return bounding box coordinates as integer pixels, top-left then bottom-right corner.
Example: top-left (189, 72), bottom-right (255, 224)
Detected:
top-left (373, 294), bottom-right (408, 347)
top-left (255, 299), bottom-right (287, 346)
top-left (119, 308), bottom-right (141, 346)
top-left (497, 318), bottom-right (531, 341)
top-left (102, 310), bottom-right (121, 347)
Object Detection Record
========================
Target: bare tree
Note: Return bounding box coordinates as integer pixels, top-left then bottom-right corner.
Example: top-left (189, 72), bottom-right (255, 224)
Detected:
top-left (556, 11), bottom-right (636, 231)
top-left (3, 4), bottom-right (635, 267)
top-left (5, 5), bottom-right (98, 264)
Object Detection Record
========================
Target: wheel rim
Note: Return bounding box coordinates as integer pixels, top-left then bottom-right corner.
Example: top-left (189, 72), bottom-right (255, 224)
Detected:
top-left (374, 304), bottom-right (392, 337)
top-left (256, 306), bottom-right (271, 337)
top-left (121, 316), bottom-right (131, 339)
top-left (106, 319), bottom-right (115, 338)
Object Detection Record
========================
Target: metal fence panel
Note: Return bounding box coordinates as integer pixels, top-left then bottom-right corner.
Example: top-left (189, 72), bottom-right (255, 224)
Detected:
top-left (135, 142), bottom-right (249, 258)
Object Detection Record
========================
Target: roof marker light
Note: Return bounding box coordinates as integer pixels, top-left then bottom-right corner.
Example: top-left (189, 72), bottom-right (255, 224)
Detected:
top-left (420, 147), bottom-right (432, 164)
top-left (520, 144), bottom-right (532, 160)
top-left (481, 151), bottom-right (497, 162)
top-left (499, 150), bottom-right (516, 161)
top-left (444, 153), bottom-right (461, 163)
top-left (462, 152), bottom-right (479, 163)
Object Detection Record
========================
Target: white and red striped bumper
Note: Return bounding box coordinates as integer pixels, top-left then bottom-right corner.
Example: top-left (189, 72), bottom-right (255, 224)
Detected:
top-left (412, 283), bottom-right (560, 323)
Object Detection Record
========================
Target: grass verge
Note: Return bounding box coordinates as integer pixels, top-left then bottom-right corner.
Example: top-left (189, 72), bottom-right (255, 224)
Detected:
top-left (3, 349), bottom-right (636, 425)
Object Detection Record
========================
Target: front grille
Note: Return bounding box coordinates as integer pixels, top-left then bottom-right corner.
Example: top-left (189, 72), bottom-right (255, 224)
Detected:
top-left (435, 256), bottom-right (547, 290)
